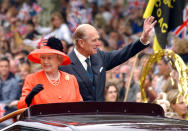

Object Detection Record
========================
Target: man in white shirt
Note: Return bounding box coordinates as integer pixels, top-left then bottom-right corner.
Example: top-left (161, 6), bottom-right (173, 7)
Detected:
top-left (59, 16), bottom-right (157, 101)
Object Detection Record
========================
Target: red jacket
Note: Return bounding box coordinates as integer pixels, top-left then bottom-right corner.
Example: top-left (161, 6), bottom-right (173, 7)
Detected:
top-left (17, 70), bottom-right (83, 109)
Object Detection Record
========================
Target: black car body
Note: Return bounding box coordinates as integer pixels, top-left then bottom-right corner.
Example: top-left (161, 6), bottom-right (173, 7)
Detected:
top-left (2, 102), bottom-right (188, 130)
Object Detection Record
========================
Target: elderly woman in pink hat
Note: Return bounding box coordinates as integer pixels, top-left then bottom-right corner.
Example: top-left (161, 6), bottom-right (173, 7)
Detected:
top-left (17, 37), bottom-right (82, 109)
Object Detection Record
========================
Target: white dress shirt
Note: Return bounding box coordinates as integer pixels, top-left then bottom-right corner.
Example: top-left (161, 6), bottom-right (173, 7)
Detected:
top-left (74, 48), bottom-right (90, 71)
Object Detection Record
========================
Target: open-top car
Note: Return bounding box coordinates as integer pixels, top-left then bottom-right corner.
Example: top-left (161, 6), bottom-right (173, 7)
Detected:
top-left (2, 102), bottom-right (188, 131)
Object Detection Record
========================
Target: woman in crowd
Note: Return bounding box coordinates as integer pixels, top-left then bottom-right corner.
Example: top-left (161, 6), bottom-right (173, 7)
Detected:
top-left (167, 89), bottom-right (188, 120)
top-left (46, 12), bottom-right (72, 44)
top-left (104, 82), bottom-right (119, 102)
top-left (17, 37), bottom-right (82, 109)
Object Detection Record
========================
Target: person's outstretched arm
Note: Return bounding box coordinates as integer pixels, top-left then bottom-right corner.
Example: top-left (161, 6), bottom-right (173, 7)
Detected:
top-left (101, 16), bottom-right (157, 70)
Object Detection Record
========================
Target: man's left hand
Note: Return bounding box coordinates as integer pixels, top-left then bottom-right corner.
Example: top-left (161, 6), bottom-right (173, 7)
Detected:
top-left (140, 16), bottom-right (157, 44)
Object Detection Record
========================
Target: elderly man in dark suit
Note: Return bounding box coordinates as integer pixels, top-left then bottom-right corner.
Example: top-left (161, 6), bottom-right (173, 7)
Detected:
top-left (59, 16), bottom-right (157, 101)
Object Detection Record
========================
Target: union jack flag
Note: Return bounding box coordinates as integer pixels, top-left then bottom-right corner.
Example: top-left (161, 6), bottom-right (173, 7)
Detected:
top-left (173, 6), bottom-right (188, 40)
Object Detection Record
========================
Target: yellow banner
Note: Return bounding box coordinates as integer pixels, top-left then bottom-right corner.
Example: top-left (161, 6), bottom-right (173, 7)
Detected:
top-left (143, 0), bottom-right (157, 18)
top-left (153, 35), bottom-right (162, 52)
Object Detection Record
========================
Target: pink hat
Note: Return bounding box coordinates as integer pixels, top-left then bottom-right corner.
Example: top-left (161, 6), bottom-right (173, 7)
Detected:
top-left (28, 46), bottom-right (71, 65)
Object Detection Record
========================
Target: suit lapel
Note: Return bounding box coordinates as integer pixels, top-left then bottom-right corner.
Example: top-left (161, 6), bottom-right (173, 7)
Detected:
top-left (90, 54), bottom-right (102, 97)
top-left (69, 50), bottom-right (95, 96)
top-left (90, 55), bottom-right (100, 75)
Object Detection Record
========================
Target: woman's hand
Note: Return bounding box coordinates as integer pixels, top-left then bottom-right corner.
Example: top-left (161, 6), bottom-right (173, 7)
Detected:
top-left (25, 84), bottom-right (44, 107)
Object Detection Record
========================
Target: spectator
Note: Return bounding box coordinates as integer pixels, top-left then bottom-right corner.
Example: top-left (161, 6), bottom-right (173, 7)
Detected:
top-left (144, 74), bottom-right (157, 102)
top-left (0, 56), bottom-right (20, 103)
top-left (105, 82), bottom-right (119, 102)
top-left (107, 31), bottom-right (119, 49)
top-left (162, 78), bottom-right (177, 93)
top-left (119, 76), bottom-right (140, 102)
top-left (154, 57), bottom-right (171, 95)
top-left (25, 20), bottom-right (40, 40)
top-left (32, 15), bottom-right (51, 35)
top-left (0, 27), bottom-right (11, 54)
top-left (133, 66), bottom-right (141, 84)
top-left (155, 92), bottom-right (170, 113)
top-left (16, 60), bottom-right (31, 98)
top-left (46, 12), bottom-right (72, 44)
top-left (6, 60), bottom-right (31, 110)
top-left (0, 56), bottom-right (20, 117)
top-left (167, 89), bottom-right (188, 120)
top-left (119, 64), bottom-right (140, 102)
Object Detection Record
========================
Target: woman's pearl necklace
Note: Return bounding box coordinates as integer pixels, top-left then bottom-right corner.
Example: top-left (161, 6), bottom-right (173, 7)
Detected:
top-left (45, 71), bottom-right (60, 86)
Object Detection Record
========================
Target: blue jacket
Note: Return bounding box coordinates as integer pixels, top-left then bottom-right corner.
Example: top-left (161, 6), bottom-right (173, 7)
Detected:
top-left (0, 72), bottom-right (20, 103)
top-left (59, 40), bottom-right (148, 101)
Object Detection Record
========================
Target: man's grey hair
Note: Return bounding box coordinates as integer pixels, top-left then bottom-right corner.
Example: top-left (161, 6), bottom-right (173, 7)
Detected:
top-left (73, 24), bottom-right (96, 45)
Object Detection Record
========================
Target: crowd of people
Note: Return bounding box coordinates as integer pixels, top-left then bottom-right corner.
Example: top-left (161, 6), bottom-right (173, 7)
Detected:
top-left (0, 0), bottom-right (188, 124)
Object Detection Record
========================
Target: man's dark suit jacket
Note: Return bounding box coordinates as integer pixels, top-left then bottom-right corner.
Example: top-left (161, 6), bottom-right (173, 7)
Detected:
top-left (59, 40), bottom-right (149, 101)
